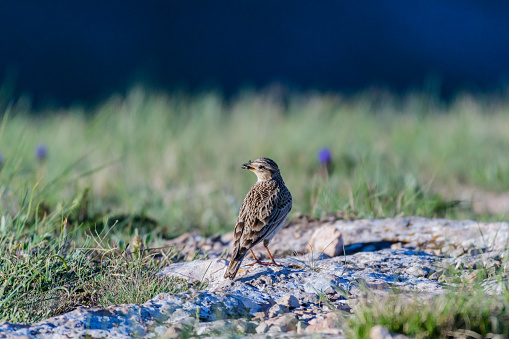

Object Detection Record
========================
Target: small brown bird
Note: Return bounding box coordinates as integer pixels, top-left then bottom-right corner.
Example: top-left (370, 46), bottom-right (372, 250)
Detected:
top-left (224, 157), bottom-right (292, 279)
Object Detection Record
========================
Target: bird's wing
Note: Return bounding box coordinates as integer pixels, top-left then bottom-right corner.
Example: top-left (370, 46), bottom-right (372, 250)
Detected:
top-left (264, 187), bottom-right (292, 234)
top-left (232, 181), bottom-right (291, 259)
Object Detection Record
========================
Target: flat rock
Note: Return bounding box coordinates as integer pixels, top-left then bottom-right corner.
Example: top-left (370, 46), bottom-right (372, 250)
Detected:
top-left (2, 217), bottom-right (509, 338)
top-left (162, 216), bottom-right (509, 260)
top-left (309, 224), bottom-right (344, 257)
top-left (277, 294), bottom-right (300, 309)
top-left (370, 325), bottom-right (392, 339)
top-left (156, 258), bottom-right (228, 283)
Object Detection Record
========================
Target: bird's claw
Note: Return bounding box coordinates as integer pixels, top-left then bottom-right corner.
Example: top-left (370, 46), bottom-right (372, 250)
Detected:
top-left (248, 260), bottom-right (284, 267)
top-left (248, 260), bottom-right (273, 266)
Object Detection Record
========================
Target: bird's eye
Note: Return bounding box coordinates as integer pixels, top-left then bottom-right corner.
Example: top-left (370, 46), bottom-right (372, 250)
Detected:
top-left (259, 165), bottom-right (265, 170)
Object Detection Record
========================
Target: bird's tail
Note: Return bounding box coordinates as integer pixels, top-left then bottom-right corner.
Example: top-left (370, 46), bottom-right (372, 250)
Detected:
top-left (224, 253), bottom-right (246, 279)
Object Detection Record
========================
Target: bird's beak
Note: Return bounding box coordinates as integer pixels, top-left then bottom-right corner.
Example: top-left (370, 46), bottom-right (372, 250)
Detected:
top-left (242, 161), bottom-right (253, 170)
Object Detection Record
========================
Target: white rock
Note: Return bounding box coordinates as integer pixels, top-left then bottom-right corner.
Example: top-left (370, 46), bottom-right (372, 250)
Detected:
top-left (276, 295), bottom-right (300, 309)
top-left (255, 322), bottom-right (269, 334)
top-left (309, 224), bottom-right (344, 257)
top-left (156, 258), bottom-right (228, 283)
top-left (370, 325), bottom-right (392, 339)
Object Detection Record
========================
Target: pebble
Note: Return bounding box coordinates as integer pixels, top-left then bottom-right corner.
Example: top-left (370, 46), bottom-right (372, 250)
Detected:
top-left (369, 325), bottom-right (392, 339)
top-left (268, 304), bottom-right (288, 318)
top-left (161, 324), bottom-right (184, 339)
top-left (305, 314), bottom-right (341, 333)
top-left (266, 314), bottom-right (299, 332)
top-left (252, 311), bottom-right (266, 321)
top-left (276, 294), bottom-right (300, 309)
top-left (255, 322), bottom-right (269, 334)
top-left (268, 325), bottom-right (283, 333)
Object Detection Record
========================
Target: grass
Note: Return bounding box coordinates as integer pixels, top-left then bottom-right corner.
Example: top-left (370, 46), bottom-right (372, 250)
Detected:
top-left (344, 245), bottom-right (509, 338)
top-left (346, 289), bottom-right (509, 338)
top-left (0, 212), bottom-right (189, 323)
top-left (3, 88), bottom-right (509, 238)
top-left (1, 87), bottom-right (509, 325)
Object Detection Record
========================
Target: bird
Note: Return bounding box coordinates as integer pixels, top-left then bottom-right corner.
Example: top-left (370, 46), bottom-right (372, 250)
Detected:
top-left (224, 157), bottom-right (292, 279)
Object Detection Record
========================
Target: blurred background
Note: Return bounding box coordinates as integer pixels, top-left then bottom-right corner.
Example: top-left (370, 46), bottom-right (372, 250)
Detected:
top-left (1, 1), bottom-right (509, 242)
top-left (2, 1), bottom-right (509, 106)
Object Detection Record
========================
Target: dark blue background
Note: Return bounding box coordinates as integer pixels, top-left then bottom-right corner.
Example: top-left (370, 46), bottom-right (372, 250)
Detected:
top-left (1, 1), bottom-right (509, 106)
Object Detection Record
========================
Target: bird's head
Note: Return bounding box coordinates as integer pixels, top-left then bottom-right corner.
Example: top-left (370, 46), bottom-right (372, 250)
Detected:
top-left (242, 157), bottom-right (280, 181)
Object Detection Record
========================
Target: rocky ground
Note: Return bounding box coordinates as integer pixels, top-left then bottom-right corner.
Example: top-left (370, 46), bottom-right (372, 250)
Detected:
top-left (1, 216), bottom-right (509, 338)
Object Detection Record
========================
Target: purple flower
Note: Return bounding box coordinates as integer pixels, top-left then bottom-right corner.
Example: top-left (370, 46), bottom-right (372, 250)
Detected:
top-left (35, 144), bottom-right (48, 162)
top-left (317, 148), bottom-right (332, 165)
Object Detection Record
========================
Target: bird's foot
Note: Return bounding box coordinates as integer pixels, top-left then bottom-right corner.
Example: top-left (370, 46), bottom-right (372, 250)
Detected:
top-left (248, 260), bottom-right (274, 266)
top-left (271, 261), bottom-right (284, 267)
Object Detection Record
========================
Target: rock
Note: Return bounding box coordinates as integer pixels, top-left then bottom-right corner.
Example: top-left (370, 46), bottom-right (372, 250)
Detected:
top-left (391, 242), bottom-right (403, 249)
top-left (195, 324), bottom-right (211, 336)
top-left (221, 232), bottom-right (234, 243)
top-left (157, 258), bottom-right (228, 283)
top-left (309, 224), bottom-right (344, 257)
top-left (163, 216), bottom-right (509, 261)
top-left (370, 325), bottom-right (392, 339)
top-left (406, 265), bottom-right (430, 277)
top-left (252, 311), bottom-right (266, 321)
top-left (268, 304), bottom-right (288, 318)
top-left (305, 313), bottom-right (341, 334)
top-left (266, 314), bottom-right (299, 332)
top-left (298, 292), bottom-right (320, 305)
top-left (428, 271), bottom-right (439, 280)
top-left (268, 325), bottom-right (284, 333)
top-left (245, 321), bottom-right (258, 334)
top-left (4, 217), bottom-right (509, 338)
top-left (161, 323), bottom-right (186, 339)
top-left (168, 308), bottom-right (193, 323)
top-left (297, 320), bottom-right (307, 333)
top-left (234, 319), bottom-right (255, 334)
top-left (255, 322), bottom-right (269, 334)
top-left (277, 295), bottom-right (300, 309)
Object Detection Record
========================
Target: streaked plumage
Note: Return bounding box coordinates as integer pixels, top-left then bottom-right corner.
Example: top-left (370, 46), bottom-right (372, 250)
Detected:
top-left (224, 157), bottom-right (292, 279)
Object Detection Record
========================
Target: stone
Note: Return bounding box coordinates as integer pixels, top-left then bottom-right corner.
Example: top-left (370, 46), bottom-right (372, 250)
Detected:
top-left (268, 304), bottom-right (288, 318)
top-left (266, 314), bottom-right (299, 332)
top-left (268, 325), bottom-right (283, 333)
top-left (305, 314), bottom-right (341, 333)
top-left (157, 258), bottom-right (228, 283)
top-left (406, 265), bottom-right (430, 277)
top-left (276, 294), bottom-right (300, 309)
top-left (255, 322), bottom-right (269, 334)
top-left (161, 324), bottom-right (185, 339)
top-left (235, 319), bottom-right (251, 334)
top-left (3, 217), bottom-right (509, 338)
top-left (161, 216), bottom-right (509, 260)
top-left (195, 324), bottom-right (211, 336)
top-left (370, 325), bottom-right (392, 339)
top-left (391, 242), bottom-right (403, 249)
top-left (309, 224), bottom-right (344, 257)
top-left (245, 321), bottom-right (258, 334)
top-left (168, 308), bottom-right (193, 322)
top-left (428, 271), bottom-right (439, 280)
top-left (299, 292), bottom-right (320, 305)
top-left (252, 311), bottom-right (266, 321)
top-left (297, 320), bottom-right (307, 333)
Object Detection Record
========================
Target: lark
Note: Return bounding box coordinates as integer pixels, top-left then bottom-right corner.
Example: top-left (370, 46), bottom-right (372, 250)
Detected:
top-left (224, 157), bottom-right (292, 279)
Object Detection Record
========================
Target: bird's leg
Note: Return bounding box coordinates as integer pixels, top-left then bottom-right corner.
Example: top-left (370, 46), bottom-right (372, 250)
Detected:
top-left (247, 249), bottom-right (272, 266)
top-left (265, 246), bottom-right (284, 267)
